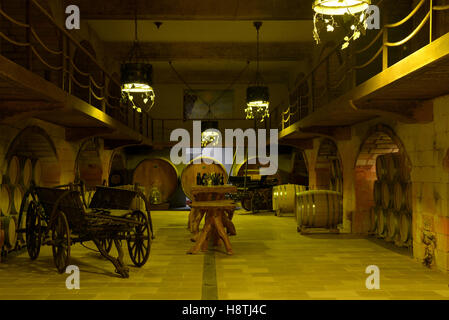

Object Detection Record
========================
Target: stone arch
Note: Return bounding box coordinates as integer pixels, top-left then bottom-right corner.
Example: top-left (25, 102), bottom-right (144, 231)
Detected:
top-left (353, 123), bottom-right (412, 234)
top-left (4, 125), bottom-right (61, 186)
top-left (75, 138), bottom-right (103, 188)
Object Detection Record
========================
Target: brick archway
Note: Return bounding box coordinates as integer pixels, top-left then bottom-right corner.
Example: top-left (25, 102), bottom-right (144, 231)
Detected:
top-left (353, 123), bottom-right (412, 234)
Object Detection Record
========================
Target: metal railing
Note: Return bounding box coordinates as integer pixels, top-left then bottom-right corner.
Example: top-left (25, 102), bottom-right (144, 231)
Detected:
top-left (280, 0), bottom-right (449, 131)
top-left (0, 0), bottom-right (150, 138)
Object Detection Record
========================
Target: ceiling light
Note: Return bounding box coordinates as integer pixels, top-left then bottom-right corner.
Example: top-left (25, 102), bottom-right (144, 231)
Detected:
top-left (312, 0), bottom-right (371, 48)
top-left (246, 22), bottom-right (270, 122)
top-left (120, 4), bottom-right (155, 113)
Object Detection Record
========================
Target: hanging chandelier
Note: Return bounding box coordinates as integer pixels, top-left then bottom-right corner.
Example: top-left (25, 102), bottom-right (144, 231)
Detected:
top-left (201, 120), bottom-right (220, 148)
top-left (121, 2), bottom-right (155, 113)
top-left (245, 22), bottom-right (270, 122)
top-left (312, 0), bottom-right (372, 49)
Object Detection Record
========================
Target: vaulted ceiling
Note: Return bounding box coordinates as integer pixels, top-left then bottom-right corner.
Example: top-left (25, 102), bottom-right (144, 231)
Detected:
top-left (66, 0), bottom-right (316, 85)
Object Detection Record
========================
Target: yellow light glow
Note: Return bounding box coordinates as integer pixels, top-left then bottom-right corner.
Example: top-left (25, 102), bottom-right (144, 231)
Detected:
top-left (245, 101), bottom-right (270, 120)
top-left (121, 83), bottom-right (154, 93)
top-left (313, 0), bottom-right (370, 15)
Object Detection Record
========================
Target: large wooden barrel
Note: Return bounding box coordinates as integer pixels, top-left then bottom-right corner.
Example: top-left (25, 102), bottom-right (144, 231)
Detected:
top-left (235, 157), bottom-right (281, 184)
top-left (296, 190), bottom-right (342, 229)
top-left (381, 181), bottom-right (391, 209)
top-left (393, 181), bottom-right (405, 211)
top-left (181, 156), bottom-right (228, 200)
top-left (21, 158), bottom-right (33, 187)
top-left (0, 184), bottom-right (12, 215)
top-left (385, 153), bottom-right (401, 181)
top-left (1, 216), bottom-right (17, 248)
top-left (0, 219), bottom-right (4, 248)
top-left (11, 185), bottom-right (24, 214)
top-left (377, 208), bottom-right (387, 237)
top-left (132, 158), bottom-right (178, 205)
top-left (386, 209), bottom-right (399, 240)
top-left (376, 155), bottom-right (387, 180)
top-left (32, 159), bottom-right (42, 186)
top-left (404, 182), bottom-right (412, 212)
top-left (399, 211), bottom-right (412, 244)
top-left (8, 156), bottom-right (20, 185)
top-left (273, 184), bottom-right (306, 214)
top-left (373, 180), bottom-right (382, 206)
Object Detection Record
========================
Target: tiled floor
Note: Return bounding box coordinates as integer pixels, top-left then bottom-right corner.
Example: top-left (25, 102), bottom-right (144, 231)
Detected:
top-left (1, 210), bottom-right (449, 300)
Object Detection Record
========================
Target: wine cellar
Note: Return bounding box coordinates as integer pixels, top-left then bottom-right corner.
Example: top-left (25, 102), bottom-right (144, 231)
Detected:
top-left (1, 0), bottom-right (449, 302)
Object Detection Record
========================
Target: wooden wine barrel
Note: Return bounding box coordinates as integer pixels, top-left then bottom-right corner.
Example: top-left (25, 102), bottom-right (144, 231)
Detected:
top-left (404, 182), bottom-right (412, 212)
top-left (132, 158), bottom-right (179, 205)
top-left (373, 180), bottom-right (382, 206)
top-left (381, 181), bottom-right (392, 209)
top-left (296, 190), bottom-right (342, 229)
top-left (0, 219), bottom-right (4, 248)
top-left (386, 210), bottom-right (399, 240)
top-left (235, 157), bottom-right (281, 184)
top-left (385, 153), bottom-right (401, 181)
top-left (393, 181), bottom-right (405, 211)
top-left (8, 156), bottom-right (20, 185)
top-left (273, 184), bottom-right (306, 214)
top-left (11, 185), bottom-right (24, 214)
top-left (399, 211), bottom-right (412, 244)
top-left (0, 184), bottom-right (12, 215)
top-left (376, 155), bottom-right (387, 180)
top-left (369, 207), bottom-right (379, 233)
top-left (377, 208), bottom-right (387, 237)
top-left (1, 216), bottom-right (17, 248)
top-left (181, 156), bottom-right (228, 200)
top-left (32, 159), bottom-right (42, 186)
top-left (21, 158), bottom-right (33, 187)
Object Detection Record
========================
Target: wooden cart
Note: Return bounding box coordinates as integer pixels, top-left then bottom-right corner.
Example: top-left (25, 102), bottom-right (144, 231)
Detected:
top-left (16, 183), bottom-right (152, 278)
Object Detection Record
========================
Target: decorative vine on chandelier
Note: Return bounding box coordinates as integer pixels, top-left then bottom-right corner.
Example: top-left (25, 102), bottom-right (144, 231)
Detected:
top-left (312, 0), bottom-right (375, 49)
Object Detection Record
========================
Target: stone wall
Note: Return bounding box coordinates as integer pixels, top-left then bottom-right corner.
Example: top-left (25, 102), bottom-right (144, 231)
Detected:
top-left (306, 94), bottom-right (449, 272)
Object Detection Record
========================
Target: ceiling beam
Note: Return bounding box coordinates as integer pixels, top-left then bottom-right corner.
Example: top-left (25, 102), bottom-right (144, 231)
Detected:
top-left (68, 0), bottom-right (313, 20)
top-left (104, 42), bottom-right (313, 62)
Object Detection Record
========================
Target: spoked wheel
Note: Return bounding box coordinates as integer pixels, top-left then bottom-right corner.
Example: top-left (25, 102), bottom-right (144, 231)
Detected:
top-left (96, 238), bottom-right (113, 254)
top-left (26, 201), bottom-right (43, 260)
top-left (51, 210), bottom-right (71, 273)
top-left (127, 210), bottom-right (151, 267)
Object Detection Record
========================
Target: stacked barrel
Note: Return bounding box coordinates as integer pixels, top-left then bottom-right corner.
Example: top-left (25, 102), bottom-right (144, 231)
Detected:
top-left (272, 184), bottom-right (307, 217)
top-left (371, 153), bottom-right (412, 247)
top-left (1, 156), bottom-right (41, 252)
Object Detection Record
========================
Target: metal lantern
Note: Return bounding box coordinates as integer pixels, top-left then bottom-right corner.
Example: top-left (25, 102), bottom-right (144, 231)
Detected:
top-left (245, 86), bottom-right (270, 121)
top-left (120, 3), bottom-right (156, 113)
top-left (121, 63), bottom-right (155, 113)
top-left (246, 22), bottom-right (270, 122)
top-left (312, 0), bottom-right (372, 48)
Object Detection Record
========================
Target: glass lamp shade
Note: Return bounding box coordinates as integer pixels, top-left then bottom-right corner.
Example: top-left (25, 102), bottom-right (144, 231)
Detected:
top-left (201, 121), bottom-right (220, 147)
top-left (121, 63), bottom-right (153, 92)
top-left (245, 86), bottom-right (270, 120)
top-left (121, 62), bottom-right (155, 113)
top-left (313, 0), bottom-right (370, 15)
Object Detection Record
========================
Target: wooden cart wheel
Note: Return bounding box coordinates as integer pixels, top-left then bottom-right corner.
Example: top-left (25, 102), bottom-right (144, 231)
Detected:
top-left (51, 210), bottom-right (71, 273)
top-left (26, 201), bottom-right (42, 260)
top-left (127, 210), bottom-right (151, 267)
top-left (96, 238), bottom-right (113, 254)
